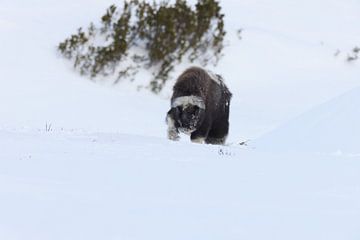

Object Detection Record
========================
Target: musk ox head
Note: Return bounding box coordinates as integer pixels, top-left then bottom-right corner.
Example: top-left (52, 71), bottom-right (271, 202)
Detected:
top-left (171, 95), bottom-right (205, 134)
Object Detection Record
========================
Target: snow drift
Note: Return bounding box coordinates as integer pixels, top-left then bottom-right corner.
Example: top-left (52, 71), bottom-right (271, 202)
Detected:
top-left (254, 86), bottom-right (360, 155)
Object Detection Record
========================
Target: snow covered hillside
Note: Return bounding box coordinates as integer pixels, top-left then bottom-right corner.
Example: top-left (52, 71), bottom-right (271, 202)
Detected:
top-left (254, 86), bottom-right (360, 154)
top-left (1, 0), bottom-right (360, 239)
top-left (1, 0), bottom-right (360, 140)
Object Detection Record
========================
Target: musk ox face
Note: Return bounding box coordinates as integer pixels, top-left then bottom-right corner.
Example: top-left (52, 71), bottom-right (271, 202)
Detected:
top-left (174, 105), bottom-right (203, 134)
top-left (171, 96), bottom-right (205, 134)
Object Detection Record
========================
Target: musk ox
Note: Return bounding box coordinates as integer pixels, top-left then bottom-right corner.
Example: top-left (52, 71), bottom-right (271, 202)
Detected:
top-left (166, 66), bottom-right (232, 145)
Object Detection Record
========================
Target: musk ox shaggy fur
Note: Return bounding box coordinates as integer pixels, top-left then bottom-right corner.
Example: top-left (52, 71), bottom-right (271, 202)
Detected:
top-left (166, 66), bottom-right (232, 145)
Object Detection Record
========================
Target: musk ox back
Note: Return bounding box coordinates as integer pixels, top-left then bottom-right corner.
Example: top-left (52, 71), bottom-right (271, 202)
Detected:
top-left (166, 66), bottom-right (232, 145)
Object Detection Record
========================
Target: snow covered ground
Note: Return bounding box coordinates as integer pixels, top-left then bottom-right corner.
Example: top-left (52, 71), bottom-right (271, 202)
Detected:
top-left (1, 130), bottom-right (360, 240)
top-left (1, 0), bottom-right (360, 239)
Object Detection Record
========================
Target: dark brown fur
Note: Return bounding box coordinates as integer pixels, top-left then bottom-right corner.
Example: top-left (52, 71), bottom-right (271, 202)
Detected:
top-left (166, 67), bottom-right (232, 144)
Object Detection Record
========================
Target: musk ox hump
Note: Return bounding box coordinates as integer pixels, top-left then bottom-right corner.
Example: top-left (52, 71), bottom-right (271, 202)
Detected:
top-left (206, 69), bottom-right (224, 85)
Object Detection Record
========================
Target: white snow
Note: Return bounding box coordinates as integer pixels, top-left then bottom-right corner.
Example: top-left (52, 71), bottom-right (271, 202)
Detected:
top-left (1, 130), bottom-right (360, 240)
top-left (254, 86), bottom-right (360, 154)
top-left (1, 0), bottom-right (360, 239)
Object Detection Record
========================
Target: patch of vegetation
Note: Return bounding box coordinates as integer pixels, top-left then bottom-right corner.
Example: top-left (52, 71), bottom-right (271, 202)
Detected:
top-left (346, 46), bottom-right (359, 62)
top-left (58, 0), bottom-right (226, 93)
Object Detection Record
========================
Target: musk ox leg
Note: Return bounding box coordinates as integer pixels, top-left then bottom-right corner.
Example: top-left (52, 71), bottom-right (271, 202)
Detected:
top-left (190, 120), bottom-right (211, 144)
top-left (205, 136), bottom-right (227, 145)
top-left (206, 101), bottom-right (230, 145)
top-left (166, 110), bottom-right (180, 141)
top-left (205, 120), bottom-right (229, 145)
top-left (191, 137), bottom-right (206, 144)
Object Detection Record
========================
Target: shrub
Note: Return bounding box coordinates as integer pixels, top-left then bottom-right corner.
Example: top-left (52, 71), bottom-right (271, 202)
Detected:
top-left (58, 0), bottom-right (226, 93)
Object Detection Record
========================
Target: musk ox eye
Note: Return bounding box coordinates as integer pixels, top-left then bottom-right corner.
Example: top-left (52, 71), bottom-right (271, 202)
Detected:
top-left (174, 106), bottom-right (182, 117)
top-left (188, 105), bottom-right (200, 116)
top-left (176, 106), bottom-right (183, 113)
top-left (193, 105), bottom-right (200, 113)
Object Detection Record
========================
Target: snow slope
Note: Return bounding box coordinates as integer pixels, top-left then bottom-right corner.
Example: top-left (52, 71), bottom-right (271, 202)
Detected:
top-left (1, 0), bottom-right (360, 140)
top-left (1, 0), bottom-right (360, 239)
top-left (254, 86), bottom-right (360, 154)
top-left (214, 0), bottom-right (360, 139)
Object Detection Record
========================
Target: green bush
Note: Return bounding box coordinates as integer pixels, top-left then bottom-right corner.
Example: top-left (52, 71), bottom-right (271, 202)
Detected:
top-left (58, 0), bottom-right (226, 93)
